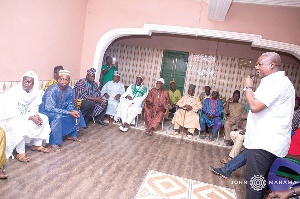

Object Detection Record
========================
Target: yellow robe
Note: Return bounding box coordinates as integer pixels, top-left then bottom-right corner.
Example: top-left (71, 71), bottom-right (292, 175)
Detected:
top-left (172, 95), bottom-right (202, 134)
top-left (0, 128), bottom-right (7, 168)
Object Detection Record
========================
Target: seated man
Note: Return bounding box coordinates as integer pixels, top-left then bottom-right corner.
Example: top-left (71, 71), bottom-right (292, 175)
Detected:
top-left (1, 71), bottom-right (51, 162)
top-left (172, 84), bottom-right (202, 139)
top-left (39, 70), bottom-right (86, 152)
top-left (168, 80), bottom-right (181, 114)
top-left (74, 68), bottom-right (107, 126)
top-left (223, 90), bottom-right (247, 146)
top-left (210, 128), bottom-right (300, 179)
top-left (115, 75), bottom-right (148, 132)
top-left (199, 90), bottom-right (224, 141)
top-left (221, 119), bottom-right (247, 164)
top-left (0, 127), bottom-right (8, 179)
top-left (101, 71), bottom-right (125, 123)
top-left (43, 65), bottom-right (64, 91)
top-left (144, 78), bottom-right (170, 136)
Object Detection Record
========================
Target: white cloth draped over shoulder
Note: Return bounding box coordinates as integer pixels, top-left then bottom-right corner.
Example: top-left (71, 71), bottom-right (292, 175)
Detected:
top-left (101, 80), bottom-right (125, 117)
top-left (0, 71), bottom-right (50, 158)
top-left (115, 84), bottom-right (148, 124)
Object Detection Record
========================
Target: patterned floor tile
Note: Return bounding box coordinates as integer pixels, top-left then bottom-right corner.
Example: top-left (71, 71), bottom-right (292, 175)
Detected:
top-left (135, 170), bottom-right (237, 199)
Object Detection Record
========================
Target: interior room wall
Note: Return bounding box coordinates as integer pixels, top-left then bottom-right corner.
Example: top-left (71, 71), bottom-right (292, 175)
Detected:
top-left (0, 0), bottom-right (88, 81)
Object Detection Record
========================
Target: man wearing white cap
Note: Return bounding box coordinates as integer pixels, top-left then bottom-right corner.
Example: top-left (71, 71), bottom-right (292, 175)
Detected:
top-left (0, 71), bottom-right (51, 162)
top-left (39, 70), bottom-right (86, 152)
top-left (101, 71), bottom-right (125, 123)
top-left (115, 75), bottom-right (148, 132)
top-left (144, 78), bottom-right (170, 136)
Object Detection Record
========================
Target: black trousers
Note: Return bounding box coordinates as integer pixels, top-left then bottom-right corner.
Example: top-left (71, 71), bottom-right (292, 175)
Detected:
top-left (245, 149), bottom-right (277, 199)
top-left (80, 100), bottom-right (95, 125)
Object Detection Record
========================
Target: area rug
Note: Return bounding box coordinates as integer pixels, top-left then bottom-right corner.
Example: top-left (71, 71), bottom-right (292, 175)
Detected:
top-left (135, 170), bottom-right (237, 199)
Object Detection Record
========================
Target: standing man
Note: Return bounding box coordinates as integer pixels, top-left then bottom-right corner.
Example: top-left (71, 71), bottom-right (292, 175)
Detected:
top-left (101, 56), bottom-right (118, 86)
top-left (243, 52), bottom-right (295, 198)
top-left (115, 75), bottom-right (148, 132)
top-left (74, 68), bottom-right (108, 126)
top-left (40, 70), bottom-right (86, 152)
top-left (199, 85), bottom-right (211, 104)
top-left (43, 65), bottom-right (64, 91)
top-left (223, 90), bottom-right (247, 146)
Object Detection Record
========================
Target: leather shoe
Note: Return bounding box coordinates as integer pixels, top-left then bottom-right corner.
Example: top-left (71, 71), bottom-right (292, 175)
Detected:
top-left (95, 120), bottom-right (107, 126)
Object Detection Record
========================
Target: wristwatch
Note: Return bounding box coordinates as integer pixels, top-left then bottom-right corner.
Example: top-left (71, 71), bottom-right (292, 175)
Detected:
top-left (243, 86), bottom-right (252, 91)
top-left (290, 187), bottom-right (297, 196)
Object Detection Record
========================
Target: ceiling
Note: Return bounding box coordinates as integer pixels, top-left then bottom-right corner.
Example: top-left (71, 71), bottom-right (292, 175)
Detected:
top-left (208, 0), bottom-right (300, 21)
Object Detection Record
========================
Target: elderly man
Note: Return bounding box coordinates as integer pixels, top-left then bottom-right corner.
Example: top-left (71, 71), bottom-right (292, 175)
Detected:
top-left (101, 56), bottom-right (118, 86)
top-left (39, 70), bottom-right (86, 152)
top-left (243, 52), bottom-right (295, 198)
top-left (0, 71), bottom-right (51, 162)
top-left (115, 75), bottom-right (148, 132)
top-left (199, 90), bottom-right (224, 141)
top-left (223, 90), bottom-right (247, 146)
top-left (101, 71), bottom-right (125, 123)
top-left (144, 78), bottom-right (170, 136)
top-left (0, 128), bottom-right (8, 179)
top-left (74, 68), bottom-right (108, 126)
top-left (43, 65), bottom-right (64, 91)
top-left (172, 84), bottom-right (202, 139)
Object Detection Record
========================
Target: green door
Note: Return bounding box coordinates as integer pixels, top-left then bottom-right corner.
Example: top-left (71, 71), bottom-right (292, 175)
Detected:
top-left (161, 50), bottom-right (189, 94)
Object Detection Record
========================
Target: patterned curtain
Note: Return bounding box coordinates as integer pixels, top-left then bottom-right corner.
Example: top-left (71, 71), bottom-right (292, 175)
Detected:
top-left (103, 44), bottom-right (163, 89)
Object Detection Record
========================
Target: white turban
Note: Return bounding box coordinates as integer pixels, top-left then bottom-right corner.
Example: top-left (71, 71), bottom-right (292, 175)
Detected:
top-left (156, 78), bottom-right (165, 84)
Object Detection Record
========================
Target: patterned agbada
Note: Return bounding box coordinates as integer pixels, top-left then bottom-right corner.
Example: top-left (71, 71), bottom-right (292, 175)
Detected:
top-left (144, 88), bottom-right (170, 130)
top-left (39, 84), bottom-right (86, 145)
top-left (0, 128), bottom-right (7, 169)
top-left (115, 84), bottom-right (148, 124)
top-left (224, 102), bottom-right (247, 140)
top-left (43, 78), bottom-right (57, 91)
top-left (200, 98), bottom-right (224, 135)
top-left (74, 78), bottom-right (106, 116)
top-left (172, 94), bottom-right (202, 134)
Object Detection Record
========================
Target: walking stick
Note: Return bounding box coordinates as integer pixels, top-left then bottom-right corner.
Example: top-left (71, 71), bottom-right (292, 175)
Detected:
top-left (177, 107), bottom-right (187, 145)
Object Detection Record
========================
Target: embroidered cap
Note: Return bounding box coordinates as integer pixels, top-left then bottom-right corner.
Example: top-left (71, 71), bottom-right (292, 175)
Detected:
top-left (170, 80), bottom-right (176, 84)
top-left (156, 78), bottom-right (165, 84)
top-left (189, 84), bottom-right (196, 90)
top-left (114, 71), bottom-right (121, 76)
top-left (136, 75), bottom-right (144, 80)
top-left (59, 70), bottom-right (71, 77)
top-left (87, 68), bottom-right (96, 75)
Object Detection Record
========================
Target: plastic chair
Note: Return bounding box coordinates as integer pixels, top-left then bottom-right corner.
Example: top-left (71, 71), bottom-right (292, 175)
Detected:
top-left (268, 158), bottom-right (300, 192)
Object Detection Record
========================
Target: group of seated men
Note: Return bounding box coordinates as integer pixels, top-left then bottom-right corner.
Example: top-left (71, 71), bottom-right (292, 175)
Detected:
top-left (0, 62), bottom-right (271, 180)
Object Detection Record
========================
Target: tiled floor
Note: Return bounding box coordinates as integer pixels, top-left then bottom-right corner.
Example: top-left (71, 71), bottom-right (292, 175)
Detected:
top-left (0, 121), bottom-right (246, 199)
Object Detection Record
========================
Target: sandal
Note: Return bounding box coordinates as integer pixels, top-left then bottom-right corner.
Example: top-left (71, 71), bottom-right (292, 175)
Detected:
top-left (15, 153), bottom-right (30, 162)
top-left (0, 170), bottom-right (8, 179)
top-left (66, 136), bottom-right (81, 142)
top-left (30, 146), bottom-right (50, 153)
top-left (51, 144), bottom-right (61, 152)
top-left (220, 157), bottom-right (232, 164)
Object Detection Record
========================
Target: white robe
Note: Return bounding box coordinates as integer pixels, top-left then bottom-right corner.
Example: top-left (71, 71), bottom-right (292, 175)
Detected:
top-left (0, 71), bottom-right (50, 158)
top-left (101, 80), bottom-right (125, 117)
top-left (115, 84), bottom-right (148, 124)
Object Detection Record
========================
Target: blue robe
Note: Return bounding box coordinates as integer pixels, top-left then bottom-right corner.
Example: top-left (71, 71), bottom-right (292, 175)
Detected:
top-left (39, 84), bottom-right (86, 145)
top-left (200, 98), bottom-right (223, 135)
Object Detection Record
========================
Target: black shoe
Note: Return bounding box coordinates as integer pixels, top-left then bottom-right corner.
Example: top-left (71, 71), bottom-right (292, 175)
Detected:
top-left (95, 120), bottom-right (107, 126)
top-left (224, 140), bottom-right (234, 146)
top-left (210, 166), bottom-right (228, 179)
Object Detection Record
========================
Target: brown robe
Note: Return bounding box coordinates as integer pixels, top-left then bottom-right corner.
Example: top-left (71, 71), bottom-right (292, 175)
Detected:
top-left (144, 88), bottom-right (170, 130)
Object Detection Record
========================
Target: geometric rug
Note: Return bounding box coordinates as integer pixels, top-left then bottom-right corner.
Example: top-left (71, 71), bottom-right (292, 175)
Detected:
top-left (135, 170), bottom-right (237, 199)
